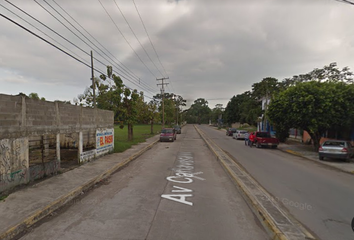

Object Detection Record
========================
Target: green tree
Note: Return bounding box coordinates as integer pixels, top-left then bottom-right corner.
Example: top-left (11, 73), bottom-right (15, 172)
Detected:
top-left (173, 95), bottom-right (187, 125)
top-left (251, 77), bottom-right (280, 100)
top-left (224, 91), bottom-right (261, 126)
top-left (211, 104), bottom-right (224, 125)
top-left (153, 93), bottom-right (186, 127)
top-left (77, 66), bottom-right (142, 141)
top-left (268, 81), bottom-right (353, 150)
top-left (185, 98), bottom-right (211, 124)
top-left (28, 92), bottom-right (46, 101)
top-left (146, 100), bottom-right (160, 134)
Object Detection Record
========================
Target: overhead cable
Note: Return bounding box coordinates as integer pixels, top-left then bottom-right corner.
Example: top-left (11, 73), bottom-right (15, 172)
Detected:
top-left (32, 0), bottom-right (156, 94)
top-left (113, 0), bottom-right (165, 78)
top-left (52, 0), bottom-right (141, 83)
top-left (132, 0), bottom-right (169, 77)
top-left (0, 12), bottom-right (157, 96)
top-left (98, 0), bottom-right (158, 79)
top-left (46, 0), bottom-right (146, 86)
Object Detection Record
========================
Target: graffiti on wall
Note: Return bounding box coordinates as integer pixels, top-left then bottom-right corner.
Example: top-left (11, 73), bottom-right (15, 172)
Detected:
top-left (29, 160), bottom-right (60, 181)
top-left (0, 138), bottom-right (28, 190)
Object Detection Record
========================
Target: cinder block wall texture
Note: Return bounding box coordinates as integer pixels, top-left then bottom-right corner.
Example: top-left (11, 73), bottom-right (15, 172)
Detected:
top-left (0, 94), bottom-right (114, 193)
top-left (0, 94), bottom-right (113, 138)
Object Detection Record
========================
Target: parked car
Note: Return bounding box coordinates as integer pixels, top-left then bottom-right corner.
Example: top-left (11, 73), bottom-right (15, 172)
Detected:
top-left (233, 130), bottom-right (248, 140)
top-left (174, 125), bottom-right (182, 134)
top-left (254, 131), bottom-right (279, 148)
top-left (226, 128), bottom-right (237, 136)
top-left (318, 140), bottom-right (354, 162)
top-left (160, 128), bottom-right (177, 142)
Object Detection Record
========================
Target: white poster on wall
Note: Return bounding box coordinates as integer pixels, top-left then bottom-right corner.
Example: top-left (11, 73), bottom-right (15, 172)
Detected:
top-left (96, 128), bottom-right (114, 155)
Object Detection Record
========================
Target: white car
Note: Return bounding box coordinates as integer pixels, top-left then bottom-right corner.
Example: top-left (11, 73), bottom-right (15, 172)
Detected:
top-left (233, 130), bottom-right (248, 140)
top-left (318, 140), bottom-right (354, 162)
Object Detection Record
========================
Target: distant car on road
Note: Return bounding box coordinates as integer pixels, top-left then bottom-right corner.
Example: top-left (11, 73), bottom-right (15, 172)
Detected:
top-left (226, 128), bottom-right (237, 136)
top-left (233, 130), bottom-right (248, 140)
top-left (318, 140), bottom-right (354, 162)
top-left (173, 125), bottom-right (182, 134)
top-left (160, 128), bottom-right (177, 142)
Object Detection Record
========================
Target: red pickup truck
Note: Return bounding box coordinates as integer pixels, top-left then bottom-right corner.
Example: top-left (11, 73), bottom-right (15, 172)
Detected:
top-left (254, 132), bottom-right (279, 148)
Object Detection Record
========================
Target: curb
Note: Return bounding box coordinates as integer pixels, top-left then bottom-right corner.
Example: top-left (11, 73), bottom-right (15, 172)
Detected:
top-left (278, 147), bottom-right (354, 175)
top-left (0, 138), bottom-right (159, 240)
top-left (194, 125), bottom-right (316, 240)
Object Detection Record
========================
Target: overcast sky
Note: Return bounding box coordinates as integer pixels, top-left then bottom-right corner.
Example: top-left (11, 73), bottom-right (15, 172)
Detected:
top-left (1, 0), bottom-right (354, 108)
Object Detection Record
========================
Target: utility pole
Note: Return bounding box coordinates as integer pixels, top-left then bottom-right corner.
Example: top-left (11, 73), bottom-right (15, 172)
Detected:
top-left (157, 77), bottom-right (169, 128)
top-left (173, 94), bottom-right (180, 125)
top-left (91, 51), bottom-right (96, 108)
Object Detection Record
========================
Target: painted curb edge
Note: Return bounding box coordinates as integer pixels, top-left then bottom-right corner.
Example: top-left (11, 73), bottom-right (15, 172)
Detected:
top-left (194, 125), bottom-right (316, 240)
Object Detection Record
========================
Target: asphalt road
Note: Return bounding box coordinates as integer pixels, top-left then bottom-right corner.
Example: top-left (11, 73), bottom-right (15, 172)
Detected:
top-left (198, 124), bottom-right (354, 240)
top-left (19, 125), bottom-right (268, 240)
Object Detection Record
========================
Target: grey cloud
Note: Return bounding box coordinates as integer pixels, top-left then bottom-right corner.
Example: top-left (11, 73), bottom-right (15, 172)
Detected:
top-left (1, 0), bottom-right (354, 107)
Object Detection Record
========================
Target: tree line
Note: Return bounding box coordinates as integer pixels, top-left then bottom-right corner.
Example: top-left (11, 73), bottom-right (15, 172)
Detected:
top-left (184, 62), bottom-right (354, 151)
top-left (75, 66), bottom-right (186, 141)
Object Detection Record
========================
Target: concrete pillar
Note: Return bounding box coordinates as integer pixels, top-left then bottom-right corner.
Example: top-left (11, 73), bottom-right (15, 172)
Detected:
top-left (56, 133), bottom-right (60, 163)
top-left (21, 96), bottom-right (26, 133)
top-left (78, 131), bottom-right (83, 164)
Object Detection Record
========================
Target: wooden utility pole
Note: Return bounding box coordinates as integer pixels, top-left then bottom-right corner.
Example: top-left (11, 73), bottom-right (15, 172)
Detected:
top-left (91, 51), bottom-right (96, 108)
top-left (156, 77), bottom-right (169, 128)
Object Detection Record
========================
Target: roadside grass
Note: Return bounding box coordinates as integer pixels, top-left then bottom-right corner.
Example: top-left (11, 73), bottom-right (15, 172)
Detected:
top-left (114, 124), bottom-right (162, 153)
top-left (0, 195), bottom-right (8, 201)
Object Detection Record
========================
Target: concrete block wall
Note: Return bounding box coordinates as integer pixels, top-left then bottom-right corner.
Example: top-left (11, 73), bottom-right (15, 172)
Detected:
top-left (0, 95), bottom-right (23, 138)
top-left (0, 94), bottom-right (114, 194)
top-left (0, 94), bottom-right (114, 138)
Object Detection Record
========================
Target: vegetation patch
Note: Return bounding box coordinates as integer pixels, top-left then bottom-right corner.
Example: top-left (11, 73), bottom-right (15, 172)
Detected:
top-left (114, 124), bottom-right (161, 153)
top-left (0, 195), bottom-right (8, 201)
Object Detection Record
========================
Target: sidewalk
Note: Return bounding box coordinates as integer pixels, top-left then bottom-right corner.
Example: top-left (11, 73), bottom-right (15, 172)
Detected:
top-left (278, 139), bottom-right (354, 175)
top-left (0, 135), bottom-right (160, 240)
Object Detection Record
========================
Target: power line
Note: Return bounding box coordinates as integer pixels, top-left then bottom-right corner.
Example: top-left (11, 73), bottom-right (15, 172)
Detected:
top-left (48, 0), bottom-right (147, 87)
top-left (0, 12), bottom-right (92, 69)
top-left (334, 0), bottom-right (354, 5)
top-left (32, 0), bottom-right (156, 94)
top-left (132, 0), bottom-right (168, 77)
top-left (4, 0), bottom-right (88, 57)
top-left (3, 1), bottom-right (159, 96)
top-left (0, 8), bottom-right (157, 98)
top-left (98, 0), bottom-right (158, 79)
top-left (113, 0), bottom-right (165, 78)
top-left (1, 11), bottom-right (156, 100)
top-left (132, 0), bottom-right (176, 93)
top-left (0, 2), bottom-right (88, 65)
top-left (52, 0), bottom-right (141, 84)
top-left (47, 0), bottom-right (157, 93)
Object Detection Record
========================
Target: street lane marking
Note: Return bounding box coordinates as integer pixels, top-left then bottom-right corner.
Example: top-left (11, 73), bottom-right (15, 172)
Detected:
top-left (161, 152), bottom-right (205, 206)
top-left (161, 193), bottom-right (193, 206)
top-left (171, 186), bottom-right (193, 192)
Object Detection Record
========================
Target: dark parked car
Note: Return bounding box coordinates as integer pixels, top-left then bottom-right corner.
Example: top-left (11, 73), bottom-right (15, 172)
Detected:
top-left (318, 140), bottom-right (354, 162)
top-left (226, 128), bottom-right (237, 136)
top-left (160, 128), bottom-right (177, 142)
top-left (174, 125), bottom-right (182, 134)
